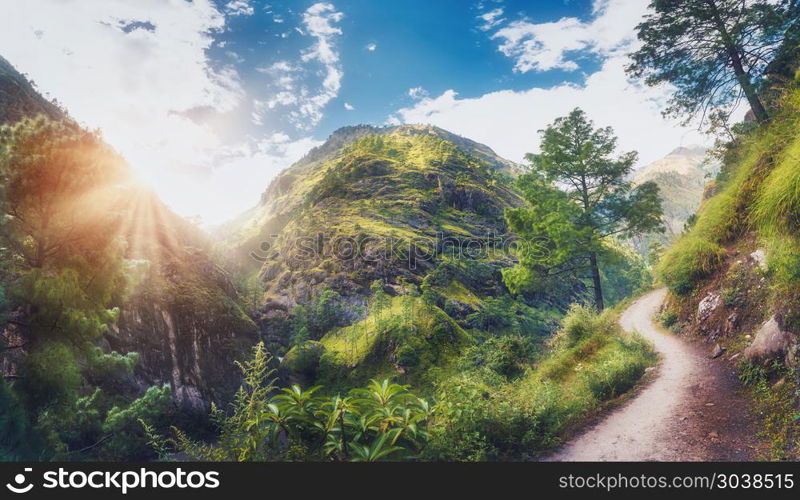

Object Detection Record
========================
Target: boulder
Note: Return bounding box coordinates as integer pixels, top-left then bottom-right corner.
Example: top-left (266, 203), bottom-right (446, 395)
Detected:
top-left (697, 292), bottom-right (721, 322)
top-left (709, 343), bottom-right (725, 359)
top-left (749, 249), bottom-right (768, 271)
top-left (743, 315), bottom-right (796, 366)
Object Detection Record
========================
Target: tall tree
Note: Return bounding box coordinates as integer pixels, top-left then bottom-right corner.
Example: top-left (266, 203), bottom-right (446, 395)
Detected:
top-left (0, 116), bottom-right (128, 269)
top-left (627, 0), bottom-right (797, 125)
top-left (504, 109), bottom-right (663, 310)
top-left (0, 116), bottom-right (133, 408)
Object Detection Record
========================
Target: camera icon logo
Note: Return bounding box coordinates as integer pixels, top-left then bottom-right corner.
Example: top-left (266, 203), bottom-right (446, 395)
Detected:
top-left (6, 468), bottom-right (34, 494)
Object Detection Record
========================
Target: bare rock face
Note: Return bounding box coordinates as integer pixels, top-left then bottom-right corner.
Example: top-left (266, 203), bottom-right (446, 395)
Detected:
top-left (697, 292), bottom-right (721, 322)
top-left (743, 315), bottom-right (797, 366)
top-left (109, 249), bottom-right (259, 412)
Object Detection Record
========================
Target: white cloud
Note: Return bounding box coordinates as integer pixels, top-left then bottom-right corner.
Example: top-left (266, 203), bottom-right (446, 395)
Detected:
top-left (344, 102), bottom-right (355, 110)
top-left (165, 135), bottom-right (321, 224)
top-left (478, 8), bottom-right (505, 31)
top-left (395, 0), bottom-right (707, 170)
top-left (408, 86), bottom-right (429, 100)
top-left (0, 0), bottom-right (244, 182)
top-left (224, 0), bottom-right (255, 17)
top-left (491, 0), bottom-right (648, 72)
top-left (390, 56), bottom-right (708, 168)
top-left (254, 2), bottom-right (344, 130)
top-left (366, 42), bottom-right (377, 51)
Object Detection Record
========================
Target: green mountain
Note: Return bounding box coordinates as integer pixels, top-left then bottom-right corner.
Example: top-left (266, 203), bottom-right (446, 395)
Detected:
top-left (220, 124), bottom-right (563, 385)
top-left (631, 145), bottom-right (719, 253)
top-left (1, 57), bottom-right (653, 461)
top-left (0, 55), bottom-right (63, 124)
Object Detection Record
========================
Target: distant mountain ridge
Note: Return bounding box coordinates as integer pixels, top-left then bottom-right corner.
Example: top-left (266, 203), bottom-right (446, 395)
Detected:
top-left (632, 145), bottom-right (719, 245)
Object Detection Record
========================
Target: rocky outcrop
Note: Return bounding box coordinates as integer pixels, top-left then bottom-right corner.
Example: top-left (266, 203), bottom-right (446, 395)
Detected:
top-left (697, 292), bottom-right (721, 322)
top-left (108, 192), bottom-right (259, 411)
top-left (743, 315), bottom-right (797, 367)
top-left (749, 249), bottom-right (768, 270)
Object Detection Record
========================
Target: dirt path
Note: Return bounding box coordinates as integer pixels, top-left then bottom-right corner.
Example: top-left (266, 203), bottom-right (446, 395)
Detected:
top-left (549, 288), bottom-right (762, 461)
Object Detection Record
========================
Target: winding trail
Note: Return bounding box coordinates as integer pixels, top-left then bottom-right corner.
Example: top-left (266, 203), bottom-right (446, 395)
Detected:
top-left (550, 288), bottom-right (762, 461)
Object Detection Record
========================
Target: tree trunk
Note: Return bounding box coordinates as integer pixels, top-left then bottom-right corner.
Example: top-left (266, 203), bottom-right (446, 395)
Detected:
top-left (727, 46), bottom-right (769, 123)
top-left (706, 0), bottom-right (769, 123)
top-left (589, 251), bottom-right (604, 311)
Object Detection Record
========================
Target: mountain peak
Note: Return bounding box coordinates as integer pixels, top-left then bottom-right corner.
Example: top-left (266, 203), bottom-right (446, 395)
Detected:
top-left (301, 123), bottom-right (520, 177)
top-left (667, 144), bottom-right (709, 157)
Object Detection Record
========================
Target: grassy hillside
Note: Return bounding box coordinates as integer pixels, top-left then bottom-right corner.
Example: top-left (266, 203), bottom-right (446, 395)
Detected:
top-left (633, 146), bottom-right (719, 238)
top-left (656, 83), bottom-right (800, 459)
top-left (210, 123), bottom-right (658, 460)
top-left (222, 126), bottom-right (546, 359)
top-left (0, 55), bottom-right (63, 125)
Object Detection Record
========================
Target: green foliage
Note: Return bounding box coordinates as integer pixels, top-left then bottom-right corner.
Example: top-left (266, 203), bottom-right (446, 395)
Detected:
top-left (20, 341), bottom-right (81, 407)
top-left (425, 306), bottom-right (656, 460)
top-left (0, 378), bottom-right (34, 460)
top-left (659, 310), bottom-right (679, 328)
top-left (1, 115), bottom-right (136, 426)
top-left (100, 385), bottom-right (172, 460)
top-left (466, 296), bottom-right (519, 331)
top-left (456, 335), bottom-right (531, 380)
top-left (156, 342), bottom-right (431, 462)
top-left (32, 384), bottom-right (172, 461)
top-left (291, 287), bottom-right (348, 345)
top-left (282, 341), bottom-right (325, 381)
top-left (599, 239), bottom-right (653, 306)
top-left (658, 87), bottom-right (800, 294)
top-left (627, 0), bottom-right (793, 125)
top-left (0, 116), bottom-right (128, 269)
top-left (507, 108), bottom-right (663, 310)
top-left (85, 347), bottom-right (139, 379)
top-left (657, 236), bottom-right (726, 295)
top-left (557, 304), bottom-right (603, 347)
top-left (737, 361), bottom-right (800, 460)
top-left (315, 295), bottom-right (470, 387)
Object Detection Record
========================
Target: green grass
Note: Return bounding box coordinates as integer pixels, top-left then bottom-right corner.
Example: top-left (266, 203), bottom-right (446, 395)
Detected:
top-left (657, 86), bottom-right (800, 295)
top-left (738, 362), bottom-right (800, 461)
top-left (439, 279), bottom-right (481, 306)
top-left (657, 236), bottom-right (726, 295)
top-left (424, 305), bottom-right (656, 460)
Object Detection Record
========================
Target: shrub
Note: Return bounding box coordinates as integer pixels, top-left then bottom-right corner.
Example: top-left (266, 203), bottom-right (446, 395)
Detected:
top-left (152, 343), bottom-right (432, 462)
top-left (100, 385), bottom-right (173, 460)
top-left (456, 335), bottom-right (530, 379)
top-left (282, 341), bottom-right (325, 379)
top-left (425, 306), bottom-right (655, 460)
top-left (659, 310), bottom-right (678, 327)
top-left (657, 236), bottom-right (726, 295)
top-left (0, 379), bottom-right (33, 460)
top-left (291, 287), bottom-right (349, 344)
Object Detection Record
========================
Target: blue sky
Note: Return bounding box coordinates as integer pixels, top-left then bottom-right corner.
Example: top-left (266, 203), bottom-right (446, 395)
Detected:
top-left (209, 0), bottom-right (600, 137)
top-left (0, 0), bottom-right (709, 224)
